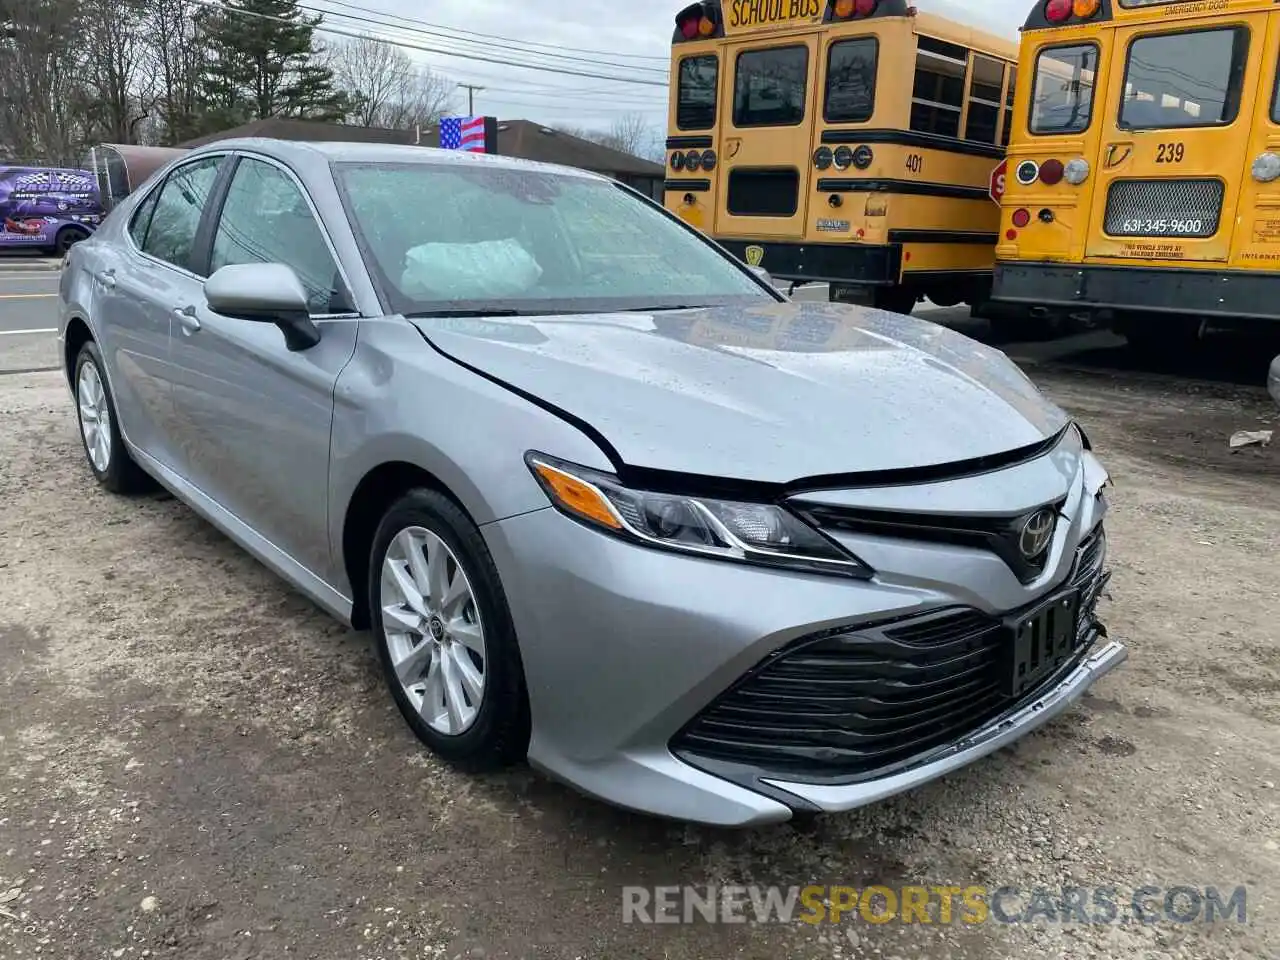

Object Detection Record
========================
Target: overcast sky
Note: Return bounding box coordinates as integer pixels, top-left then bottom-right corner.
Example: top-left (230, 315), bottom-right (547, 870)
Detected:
top-left (309, 0), bottom-right (1024, 138)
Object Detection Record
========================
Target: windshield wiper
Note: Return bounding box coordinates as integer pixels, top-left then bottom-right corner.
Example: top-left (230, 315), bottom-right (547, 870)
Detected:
top-left (619, 305), bottom-right (702, 312)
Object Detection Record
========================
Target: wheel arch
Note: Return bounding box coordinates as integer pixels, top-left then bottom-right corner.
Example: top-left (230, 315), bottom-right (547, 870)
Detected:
top-left (340, 459), bottom-right (486, 631)
top-left (63, 314), bottom-right (95, 389)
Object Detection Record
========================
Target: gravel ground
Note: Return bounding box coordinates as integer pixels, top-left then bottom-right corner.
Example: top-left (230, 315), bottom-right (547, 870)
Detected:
top-left (1, 361), bottom-right (1278, 960)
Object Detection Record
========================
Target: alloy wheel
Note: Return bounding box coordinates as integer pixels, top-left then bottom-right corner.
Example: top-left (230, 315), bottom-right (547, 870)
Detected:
top-left (77, 361), bottom-right (112, 473)
top-left (379, 526), bottom-right (487, 736)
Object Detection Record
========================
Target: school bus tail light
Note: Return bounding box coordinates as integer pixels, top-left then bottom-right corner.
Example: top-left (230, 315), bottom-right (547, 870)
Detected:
top-left (829, 0), bottom-right (878, 20)
top-left (1012, 208), bottom-right (1031, 228)
top-left (1072, 0), bottom-right (1100, 18)
top-left (1044, 0), bottom-right (1072, 23)
top-left (674, 2), bottom-right (722, 41)
top-left (1064, 158), bottom-right (1090, 185)
top-left (1252, 153), bottom-right (1280, 183)
top-left (1038, 158), bottom-right (1065, 185)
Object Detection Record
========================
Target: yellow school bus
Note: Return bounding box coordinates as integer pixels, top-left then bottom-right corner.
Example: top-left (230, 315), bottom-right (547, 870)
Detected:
top-left (663, 0), bottom-right (1017, 314)
top-left (993, 0), bottom-right (1280, 348)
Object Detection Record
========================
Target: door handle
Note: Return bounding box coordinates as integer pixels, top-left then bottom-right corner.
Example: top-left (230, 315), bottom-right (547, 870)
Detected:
top-left (173, 307), bottom-right (201, 334)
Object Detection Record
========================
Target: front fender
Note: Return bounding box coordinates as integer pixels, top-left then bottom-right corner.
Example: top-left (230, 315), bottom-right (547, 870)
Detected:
top-left (326, 318), bottom-right (615, 592)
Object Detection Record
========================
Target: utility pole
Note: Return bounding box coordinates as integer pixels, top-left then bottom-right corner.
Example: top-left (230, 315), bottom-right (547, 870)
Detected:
top-left (457, 84), bottom-right (484, 115)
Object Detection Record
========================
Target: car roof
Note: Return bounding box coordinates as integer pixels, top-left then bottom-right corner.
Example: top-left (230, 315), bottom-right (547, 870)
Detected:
top-left (185, 137), bottom-right (609, 183)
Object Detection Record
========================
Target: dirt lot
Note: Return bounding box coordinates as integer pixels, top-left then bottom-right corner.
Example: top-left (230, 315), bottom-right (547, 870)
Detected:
top-left (1, 359), bottom-right (1278, 960)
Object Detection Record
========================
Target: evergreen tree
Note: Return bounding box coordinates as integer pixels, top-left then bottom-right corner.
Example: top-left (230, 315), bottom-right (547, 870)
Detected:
top-left (196, 0), bottom-right (352, 128)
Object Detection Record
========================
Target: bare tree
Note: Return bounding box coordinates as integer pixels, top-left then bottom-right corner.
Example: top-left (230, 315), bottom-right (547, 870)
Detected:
top-left (329, 33), bottom-right (455, 131)
top-left (0, 0), bottom-right (88, 161)
top-left (379, 67), bottom-right (456, 132)
top-left (555, 113), bottom-right (662, 161)
top-left (80, 0), bottom-right (151, 143)
top-left (328, 34), bottom-right (410, 127)
top-left (603, 112), bottom-right (653, 156)
top-left (146, 0), bottom-right (208, 144)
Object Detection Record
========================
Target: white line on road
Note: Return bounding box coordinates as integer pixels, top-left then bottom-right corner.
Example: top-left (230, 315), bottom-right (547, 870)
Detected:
top-left (0, 328), bottom-right (56, 336)
top-left (0, 293), bottom-right (56, 300)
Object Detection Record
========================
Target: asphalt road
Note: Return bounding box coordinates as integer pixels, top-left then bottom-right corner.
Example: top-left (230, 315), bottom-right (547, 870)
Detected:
top-left (0, 265), bottom-right (60, 375)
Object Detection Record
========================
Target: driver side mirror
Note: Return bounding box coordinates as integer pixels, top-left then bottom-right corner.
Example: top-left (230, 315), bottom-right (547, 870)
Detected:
top-left (747, 264), bottom-right (773, 286)
top-left (204, 262), bottom-right (321, 351)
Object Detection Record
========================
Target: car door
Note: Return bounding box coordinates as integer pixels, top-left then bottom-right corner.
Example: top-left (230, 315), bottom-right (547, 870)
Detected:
top-left (93, 154), bottom-right (225, 469)
top-left (166, 153), bottom-right (360, 580)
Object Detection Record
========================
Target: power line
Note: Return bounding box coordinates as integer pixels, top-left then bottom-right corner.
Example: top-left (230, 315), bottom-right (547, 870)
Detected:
top-left (202, 1), bottom-right (668, 88)
top-left (302, 2), bottom-right (668, 77)
top-left (310, 0), bottom-right (669, 63)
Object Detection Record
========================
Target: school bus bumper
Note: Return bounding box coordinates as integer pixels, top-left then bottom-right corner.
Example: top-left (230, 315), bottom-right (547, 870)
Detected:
top-left (993, 260), bottom-right (1280, 322)
top-left (716, 238), bottom-right (901, 286)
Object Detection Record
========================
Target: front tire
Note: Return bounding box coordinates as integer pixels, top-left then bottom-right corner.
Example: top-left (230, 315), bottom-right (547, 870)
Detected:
top-left (369, 489), bottom-right (530, 771)
top-left (74, 341), bottom-right (152, 494)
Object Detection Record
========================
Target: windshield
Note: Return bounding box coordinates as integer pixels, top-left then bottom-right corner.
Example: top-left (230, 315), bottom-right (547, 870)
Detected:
top-left (333, 161), bottom-right (773, 316)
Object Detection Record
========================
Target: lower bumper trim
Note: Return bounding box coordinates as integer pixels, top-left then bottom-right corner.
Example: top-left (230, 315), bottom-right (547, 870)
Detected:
top-left (716, 238), bottom-right (901, 285)
top-left (993, 260), bottom-right (1280, 320)
top-left (761, 639), bottom-right (1128, 812)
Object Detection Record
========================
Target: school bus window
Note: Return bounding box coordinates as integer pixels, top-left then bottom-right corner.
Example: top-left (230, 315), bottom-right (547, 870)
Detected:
top-left (1001, 66), bottom-right (1016, 146)
top-left (677, 55), bottom-right (719, 130)
top-left (1271, 53), bottom-right (1280, 122)
top-left (1029, 43), bottom-right (1098, 135)
top-left (911, 35), bottom-right (969, 138)
top-left (824, 37), bottom-right (878, 124)
top-left (1119, 28), bottom-right (1248, 130)
top-left (964, 55), bottom-right (1004, 144)
top-left (726, 168), bottom-right (800, 217)
top-left (733, 46), bottom-right (809, 127)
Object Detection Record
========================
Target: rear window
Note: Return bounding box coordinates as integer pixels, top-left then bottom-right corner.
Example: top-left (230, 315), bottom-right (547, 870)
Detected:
top-left (824, 37), bottom-right (877, 123)
top-left (1120, 27), bottom-right (1248, 130)
top-left (733, 46), bottom-right (808, 127)
top-left (726, 168), bottom-right (799, 217)
top-left (677, 55), bottom-right (718, 130)
top-left (1029, 43), bottom-right (1098, 135)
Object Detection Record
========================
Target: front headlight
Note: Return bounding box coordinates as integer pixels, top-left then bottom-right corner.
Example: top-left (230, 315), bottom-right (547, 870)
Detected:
top-left (526, 453), bottom-right (872, 578)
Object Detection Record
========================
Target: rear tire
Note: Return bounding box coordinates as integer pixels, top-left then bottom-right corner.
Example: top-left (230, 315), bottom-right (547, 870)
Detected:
top-left (873, 285), bottom-right (918, 316)
top-left (368, 488), bottom-right (530, 772)
top-left (73, 341), bottom-right (153, 494)
top-left (53, 226), bottom-right (89, 256)
top-left (1115, 314), bottom-right (1201, 356)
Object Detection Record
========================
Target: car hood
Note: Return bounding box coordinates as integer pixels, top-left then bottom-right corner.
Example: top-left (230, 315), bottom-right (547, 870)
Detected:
top-left (409, 300), bottom-right (1071, 484)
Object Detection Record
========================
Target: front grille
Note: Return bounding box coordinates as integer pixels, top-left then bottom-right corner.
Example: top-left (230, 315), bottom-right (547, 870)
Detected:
top-left (1103, 179), bottom-right (1223, 238)
top-left (672, 525), bottom-right (1108, 783)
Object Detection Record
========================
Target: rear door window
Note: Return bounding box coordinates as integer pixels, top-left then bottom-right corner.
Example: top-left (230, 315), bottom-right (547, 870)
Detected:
top-left (1029, 43), bottom-right (1098, 135)
top-left (138, 156), bottom-right (222, 273)
top-left (733, 45), bottom-right (809, 127)
top-left (1120, 27), bottom-right (1248, 129)
top-left (677, 55), bottom-right (719, 130)
top-left (824, 37), bottom-right (877, 123)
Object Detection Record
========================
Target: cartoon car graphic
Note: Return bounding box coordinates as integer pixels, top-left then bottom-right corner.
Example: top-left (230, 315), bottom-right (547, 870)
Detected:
top-left (4, 217), bottom-right (47, 236)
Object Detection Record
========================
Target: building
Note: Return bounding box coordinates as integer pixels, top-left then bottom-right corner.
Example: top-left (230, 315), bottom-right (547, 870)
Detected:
top-left (178, 118), bottom-right (664, 200)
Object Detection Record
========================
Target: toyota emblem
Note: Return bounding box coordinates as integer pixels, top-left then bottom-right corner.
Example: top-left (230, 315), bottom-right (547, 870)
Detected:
top-left (1018, 509), bottom-right (1056, 559)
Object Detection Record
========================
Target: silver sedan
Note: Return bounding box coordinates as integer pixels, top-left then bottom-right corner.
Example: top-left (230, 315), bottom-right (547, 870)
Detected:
top-left (57, 138), bottom-right (1124, 827)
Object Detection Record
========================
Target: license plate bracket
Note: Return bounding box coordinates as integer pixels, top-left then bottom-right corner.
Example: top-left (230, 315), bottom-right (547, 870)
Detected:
top-left (1002, 587), bottom-right (1081, 698)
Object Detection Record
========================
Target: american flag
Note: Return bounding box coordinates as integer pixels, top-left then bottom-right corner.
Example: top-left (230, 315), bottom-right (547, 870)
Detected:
top-left (439, 116), bottom-right (488, 153)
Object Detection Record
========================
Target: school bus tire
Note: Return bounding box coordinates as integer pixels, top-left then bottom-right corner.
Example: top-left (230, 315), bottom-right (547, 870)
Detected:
top-left (873, 286), bottom-right (919, 316)
top-left (1113, 313), bottom-right (1201, 356)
